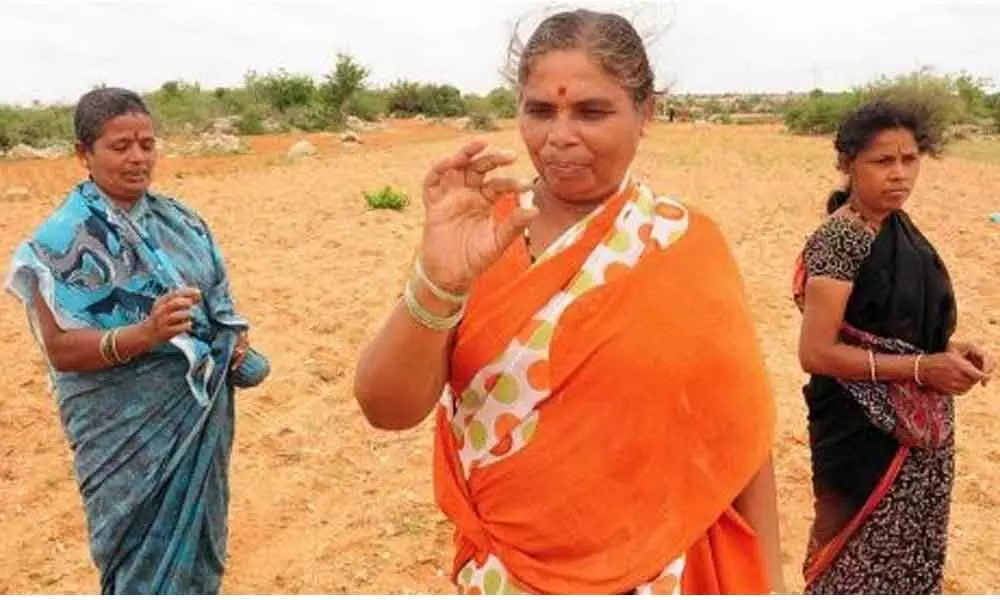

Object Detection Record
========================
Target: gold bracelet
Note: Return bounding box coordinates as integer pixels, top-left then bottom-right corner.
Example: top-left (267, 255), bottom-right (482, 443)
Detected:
top-left (403, 279), bottom-right (464, 331)
top-left (99, 331), bottom-right (116, 365)
top-left (413, 257), bottom-right (469, 305)
top-left (109, 328), bottom-right (129, 364)
top-left (914, 354), bottom-right (924, 386)
top-left (867, 348), bottom-right (877, 382)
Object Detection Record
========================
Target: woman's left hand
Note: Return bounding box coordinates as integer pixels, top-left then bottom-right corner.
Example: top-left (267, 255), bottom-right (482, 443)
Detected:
top-left (950, 341), bottom-right (995, 386)
top-left (231, 332), bottom-right (249, 371)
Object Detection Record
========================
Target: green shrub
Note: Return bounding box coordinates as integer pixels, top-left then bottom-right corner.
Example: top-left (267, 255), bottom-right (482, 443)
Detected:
top-left (860, 69), bottom-right (965, 144)
top-left (422, 84), bottom-right (466, 117)
top-left (468, 112), bottom-right (498, 131)
top-left (386, 81), bottom-right (472, 118)
top-left (287, 101), bottom-right (337, 132)
top-left (784, 91), bottom-right (862, 134)
top-left (318, 54), bottom-right (370, 122)
top-left (364, 186), bottom-right (409, 210)
top-left (347, 89), bottom-right (388, 122)
top-left (486, 86), bottom-right (517, 118)
top-left (144, 80), bottom-right (223, 134)
top-left (0, 104), bottom-right (74, 150)
top-left (235, 104), bottom-right (268, 135)
top-left (988, 94), bottom-right (1000, 133)
top-left (244, 69), bottom-right (316, 113)
top-left (784, 69), bottom-right (975, 142)
top-left (386, 81), bottom-right (424, 116)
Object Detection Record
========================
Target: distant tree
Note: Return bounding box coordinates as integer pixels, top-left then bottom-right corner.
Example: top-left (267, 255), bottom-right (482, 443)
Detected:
top-left (420, 84), bottom-right (465, 117)
top-left (386, 80), bottom-right (425, 116)
top-left (486, 86), bottom-right (517, 118)
top-left (954, 71), bottom-right (992, 120)
top-left (244, 69), bottom-right (315, 113)
top-left (319, 53), bottom-right (370, 120)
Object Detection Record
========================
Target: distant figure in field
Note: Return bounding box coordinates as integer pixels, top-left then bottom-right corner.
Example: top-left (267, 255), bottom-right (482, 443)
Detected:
top-left (793, 101), bottom-right (994, 594)
top-left (354, 9), bottom-right (784, 594)
top-left (668, 106), bottom-right (676, 122)
top-left (5, 87), bottom-right (269, 594)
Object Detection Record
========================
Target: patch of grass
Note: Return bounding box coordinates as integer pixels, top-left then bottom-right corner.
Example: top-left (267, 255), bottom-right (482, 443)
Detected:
top-left (948, 137), bottom-right (1000, 164)
top-left (364, 186), bottom-right (408, 211)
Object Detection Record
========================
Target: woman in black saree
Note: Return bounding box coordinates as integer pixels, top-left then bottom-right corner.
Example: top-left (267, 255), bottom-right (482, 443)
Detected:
top-left (793, 101), bottom-right (995, 594)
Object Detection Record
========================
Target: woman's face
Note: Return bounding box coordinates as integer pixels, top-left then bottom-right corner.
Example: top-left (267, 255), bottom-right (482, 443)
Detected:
top-left (77, 112), bottom-right (157, 205)
top-left (518, 49), bottom-right (651, 204)
top-left (847, 127), bottom-right (921, 215)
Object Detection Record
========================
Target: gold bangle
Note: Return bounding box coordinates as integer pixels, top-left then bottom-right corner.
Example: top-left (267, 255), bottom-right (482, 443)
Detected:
top-left (867, 348), bottom-right (877, 382)
top-left (914, 354), bottom-right (924, 386)
top-left (403, 279), bottom-right (464, 331)
top-left (99, 331), bottom-right (116, 365)
top-left (109, 328), bottom-right (129, 364)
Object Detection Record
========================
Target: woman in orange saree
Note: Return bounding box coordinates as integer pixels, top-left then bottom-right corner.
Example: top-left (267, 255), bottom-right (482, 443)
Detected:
top-left (355, 9), bottom-right (783, 594)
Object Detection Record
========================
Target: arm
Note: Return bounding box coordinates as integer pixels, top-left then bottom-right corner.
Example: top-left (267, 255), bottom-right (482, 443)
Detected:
top-left (799, 277), bottom-right (984, 393)
top-left (353, 140), bottom-right (535, 431)
top-left (798, 277), bottom-right (920, 381)
top-left (732, 454), bottom-right (785, 593)
top-left (32, 284), bottom-right (199, 373)
top-left (353, 279), bottom-right (459, 431)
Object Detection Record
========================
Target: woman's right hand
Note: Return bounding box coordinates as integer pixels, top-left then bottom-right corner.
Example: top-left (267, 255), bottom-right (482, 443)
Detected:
top-left (419, 139), bottom-right (539, 294)
top-left (919, 352), bottom-right (986, 395)
top-left (141, 287), bottom-right (202, 345)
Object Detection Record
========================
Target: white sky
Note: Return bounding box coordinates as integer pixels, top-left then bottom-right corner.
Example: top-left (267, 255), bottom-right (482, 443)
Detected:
top-left (2, 0), bottom-right (998, 105)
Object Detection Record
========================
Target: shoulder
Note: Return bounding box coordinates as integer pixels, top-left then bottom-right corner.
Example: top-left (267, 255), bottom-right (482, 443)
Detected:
top-left (639, 197), bottom-right (743, 290)
top-left (145, 190), bottom-right (212, 231)
top-left (659, 200), bottom-right (730, 262)
top-left (803, 212), bottom-right (875, 281)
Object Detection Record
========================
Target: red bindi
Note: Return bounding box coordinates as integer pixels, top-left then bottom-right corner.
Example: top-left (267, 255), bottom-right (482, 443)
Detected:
top-left (557, 86), bottom-right (567, 96)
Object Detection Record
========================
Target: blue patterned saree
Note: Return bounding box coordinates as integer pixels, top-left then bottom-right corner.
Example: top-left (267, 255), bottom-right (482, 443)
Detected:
top-left (6, 180), bottom-right (252, 593)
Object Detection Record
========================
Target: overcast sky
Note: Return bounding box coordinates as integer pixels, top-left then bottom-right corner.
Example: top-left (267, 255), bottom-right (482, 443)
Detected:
top-left (2, 0), bottom-right (998, 105)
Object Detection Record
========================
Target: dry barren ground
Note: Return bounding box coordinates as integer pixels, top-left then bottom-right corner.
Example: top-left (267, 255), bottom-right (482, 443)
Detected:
top-left (1, 121), bottom-right (997, 593)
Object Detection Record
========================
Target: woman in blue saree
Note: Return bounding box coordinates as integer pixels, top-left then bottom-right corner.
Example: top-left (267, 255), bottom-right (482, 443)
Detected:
top-left (5, 88), bottom-right (268, 594)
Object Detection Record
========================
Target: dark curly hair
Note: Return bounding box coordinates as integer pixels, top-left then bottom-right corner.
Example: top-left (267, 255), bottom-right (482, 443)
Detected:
top-left (826, 100), bottom-right (940, 214)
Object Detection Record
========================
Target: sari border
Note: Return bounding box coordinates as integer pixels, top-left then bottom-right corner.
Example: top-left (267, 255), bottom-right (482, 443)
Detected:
top-left (804, 445), bottom-right (910, 586)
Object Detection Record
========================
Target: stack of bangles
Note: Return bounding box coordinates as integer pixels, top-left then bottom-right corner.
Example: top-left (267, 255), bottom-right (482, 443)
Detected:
top-left (99, 328), bottom-right (130, 366)
top-left (403, 258), bottom-right (469, 331)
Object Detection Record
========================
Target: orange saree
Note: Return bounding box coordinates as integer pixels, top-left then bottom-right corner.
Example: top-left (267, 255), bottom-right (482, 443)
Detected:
top-left (432, 182), bottom-right (776, 594)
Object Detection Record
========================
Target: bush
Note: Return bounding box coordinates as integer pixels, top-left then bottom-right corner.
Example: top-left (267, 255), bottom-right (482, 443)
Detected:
top-left (235, 104), bottom-right (269, 135)
top-left (318, 54), bottom-right (370, 122)
top-left (347, 89), bottom-right (388, 122)
top-left (988, 94), bottom-right (1000, 133)
top-left (144, 80), bottom-right (223, 134)
top-left (860, 69), bottom-right (965, 143)
top-left (244, 70), bottom-right (315, 113)
top-left (784, 91), bottom-right (862, 134)
top-left (422, 84), bottom-right (465, 117)
top-left (364, 186), bottom-right (409, 210)
top-left (0, 104), bottom-right (74, 150)
top-left (486, 86), bottom-right (517, 118)
top-left (386, 81), bottom-right (471, 118)
top-left (468, 112), bottom-right (498, 131)
top-left (287, 101), bottom-right (337, 132)
top-left (784, 69), bottom-right (975, 142)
